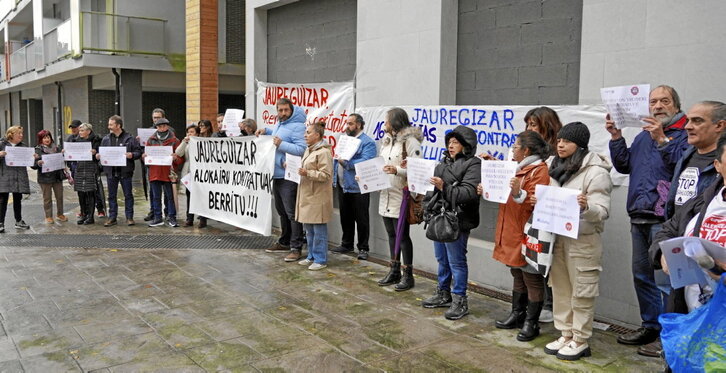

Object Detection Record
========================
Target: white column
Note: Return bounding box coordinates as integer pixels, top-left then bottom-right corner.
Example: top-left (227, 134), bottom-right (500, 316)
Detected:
top-left (69, 0), bottom-right (81, 56)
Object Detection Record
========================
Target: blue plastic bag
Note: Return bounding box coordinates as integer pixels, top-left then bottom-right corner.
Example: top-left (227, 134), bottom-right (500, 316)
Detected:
top-left (660, 274), bottom-right (726, 372)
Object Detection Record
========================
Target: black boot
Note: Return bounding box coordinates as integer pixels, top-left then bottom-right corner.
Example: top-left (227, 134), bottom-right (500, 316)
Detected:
top-left (378, 261), bottom-right (401, 286)
top-left (445, 294), bottom-right (469, 320)
top-left (517, 301), bottom-right (544, 341)
top-left (495, 291), bottom-right (527, 329)
top-left (422, 287), bottom-right (452, 308)
top-left (394, 265), bottom-right (415, 291)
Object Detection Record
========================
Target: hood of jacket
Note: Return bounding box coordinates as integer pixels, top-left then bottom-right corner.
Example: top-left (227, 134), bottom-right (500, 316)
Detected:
top-left (444, 125), bottom-right (478, 159)
top-left (383, 125), bottom-right (424, 147)
top-left (280, 105), bottom-right (307, 126)
top-left (580, 151), bottom-right (612, 173)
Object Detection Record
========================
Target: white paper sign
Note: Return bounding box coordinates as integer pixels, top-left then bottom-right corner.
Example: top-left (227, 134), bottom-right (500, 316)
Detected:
top-left (180, 173), bottom-right (191, 191)
top-left (99, 146), bottom-right (127, 167)
top-left (41, 153), bottom-right (64, 173)
top-left (600, 84), bottom-right (650, 129)
top-left (335, 135), bottom-right (361, 161)
top-left (187, 137), bottom-right (275, 236)
top-left (532, 185), bottom-right (581, 239)
top-left (406, 158), bottom-right (437, 193)
top-left (63, 142), bottom-right (92, 161)
top-left (223, 109), bottom-right (245, 137)
top-left (144, 146), bottom-right (173, 166)
top-left (660, 237), bottom-right (709, 289)
top-left (284, 154), bottom-right (302, 184)
top-left (4, 146), bottom-right (34, 167)
top-left (480, 160), bottom-right (518, 203)
top-left (354, 157), bottom-right (390, 194)
top-left (137, 128), bottom-right (157, 147)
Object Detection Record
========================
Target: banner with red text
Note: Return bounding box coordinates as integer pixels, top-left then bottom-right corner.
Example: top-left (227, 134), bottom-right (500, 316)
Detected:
top-left (256, 81), bottom-right (355, 154)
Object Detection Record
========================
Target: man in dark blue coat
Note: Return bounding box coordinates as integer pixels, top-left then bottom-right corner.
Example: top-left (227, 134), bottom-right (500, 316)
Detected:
top-left (606, 85), bottom-right (689, 353)
top-left (98, 115), bottom-right (141, 227)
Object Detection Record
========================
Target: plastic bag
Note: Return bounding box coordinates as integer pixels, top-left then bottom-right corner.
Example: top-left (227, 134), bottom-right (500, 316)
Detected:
top-left (660, 274), bottom-right (726, 372)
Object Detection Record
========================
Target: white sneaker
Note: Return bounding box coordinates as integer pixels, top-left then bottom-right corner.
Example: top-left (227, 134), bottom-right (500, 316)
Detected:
top-left (308, 263), bottom-right (327, 271)
top-left (556, 340), bottom-right (591, 361)
top-left (544, 336), bottom-right (571, 355)
top-left (539, 309), bottom-right (554, 323)
top-left (298, 258), bottom-right (313, 266)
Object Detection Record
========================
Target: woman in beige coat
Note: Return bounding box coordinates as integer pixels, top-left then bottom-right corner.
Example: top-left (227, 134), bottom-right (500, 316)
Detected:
top-left (174, 124), bottom-right (200, 226)
top-left (377, 108), bottom-right (423, 291)
top-left (295, 122), bottom-right (333, 271)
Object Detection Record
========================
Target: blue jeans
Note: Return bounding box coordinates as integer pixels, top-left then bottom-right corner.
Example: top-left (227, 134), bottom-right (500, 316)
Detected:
top-left (150, 181), bottom-right (176, 220)
top-left (304, 223), bottom-right (328, 264)
top-left (107, 176), bottom-right (134, 219)
top-left (631, 223), bottom-right (666, 329)
top-left (433, 233), bottom-right (469, 296)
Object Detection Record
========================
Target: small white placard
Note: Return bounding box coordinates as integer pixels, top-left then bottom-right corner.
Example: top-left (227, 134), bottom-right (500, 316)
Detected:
top-left (99, 146), bottom-right (127, 167)
top-left (144, 146), bottom-right (173, 166)
top-left (137, 128), bottom-right (157, 147)
top-left (63, 142), bottom-right (92, 161)
top-left (600, 84), bottom-right (650, 129)
top-left (41, 153), bottom-right (65, 173)
top-left (406, 158), bottom-right (437, 193)
top-left (480, 160), bottom-right (518, 203)
top-left (532, 185), bottom-right (581, 239)
top-left (4, 146), bottom-right (34, 167)
top-left (223, 109), bottom-right (245, 137)
top-left (335, 135), bottom-right (361, 161)
top-left (284, 154), bottom-right (302, 184)
top-left (354, 157), bottom-right (390, 194)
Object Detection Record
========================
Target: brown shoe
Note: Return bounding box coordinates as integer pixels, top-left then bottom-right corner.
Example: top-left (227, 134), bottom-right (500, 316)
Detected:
top-left (636, 339), bottom-right (662, 358)
top-left (265, 242), bottom-right (290, 253)
top-left (56, 215), bottom-right (68, 222)
top-left (45, 218), bottom-right (54, 224)
top-left (284, 250), bottom-right (302, 262)
top-left (127, 219), bottom-right (135, 226)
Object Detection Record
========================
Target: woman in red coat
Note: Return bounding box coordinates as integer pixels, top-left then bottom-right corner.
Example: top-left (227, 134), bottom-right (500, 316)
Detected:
top-left (479, 130), bottom-right (551, 341)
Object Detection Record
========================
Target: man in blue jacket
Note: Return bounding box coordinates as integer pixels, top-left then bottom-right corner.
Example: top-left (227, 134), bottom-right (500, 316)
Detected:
top-left (331, 113), bottom-right (377, 260)
top-left (606, 85), bottom-right (689, 353)
top-left (97, 115), bottom-right (142, 227)
top-left (256, 98), bottom-right (307, 262)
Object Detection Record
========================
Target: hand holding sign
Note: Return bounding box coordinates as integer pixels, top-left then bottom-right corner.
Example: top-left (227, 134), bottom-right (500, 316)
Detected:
top-left (600, 84), bottom-right (650, 129)
top-left (335, 135), bottom-right (361, 161)
top-left (284, 154), bottom-right (302, 184)
top-left (406, 158), bottom-right (436, 193)
top-left (532, 185), bottom-right (581, 239)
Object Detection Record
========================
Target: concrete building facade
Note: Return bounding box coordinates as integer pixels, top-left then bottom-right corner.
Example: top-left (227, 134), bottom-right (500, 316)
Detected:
top-left (247, 0), bottom-right (726, 327)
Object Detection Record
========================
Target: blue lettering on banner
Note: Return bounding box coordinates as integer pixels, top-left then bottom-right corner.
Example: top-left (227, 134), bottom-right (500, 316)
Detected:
top-left (411, 107), bottom-right (516, 130)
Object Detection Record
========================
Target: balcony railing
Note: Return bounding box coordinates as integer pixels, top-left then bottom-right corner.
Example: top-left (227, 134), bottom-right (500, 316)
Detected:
top-left (43, 18), bottom-right (72, 64)
top-left (8, 40), bottom-right (39, 78)
top-left (80, 11), bottom-right (167, 56)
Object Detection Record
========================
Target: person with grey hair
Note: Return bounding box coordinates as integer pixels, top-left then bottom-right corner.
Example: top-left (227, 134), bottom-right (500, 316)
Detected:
top-left (331, 113), bottom-right (377, 260)
top-left (69, 123), bottom-right (101, 225)
top-left (238, 118), bottom-right (258, 136)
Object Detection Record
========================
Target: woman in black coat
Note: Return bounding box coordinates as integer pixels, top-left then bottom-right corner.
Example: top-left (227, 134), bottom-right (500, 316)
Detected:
top-left (70, 123), bottom-right (101, 225)
top-left (32, 130), bottom-right (67, 223)
top-left (0, 126), bottom-right (32, 232)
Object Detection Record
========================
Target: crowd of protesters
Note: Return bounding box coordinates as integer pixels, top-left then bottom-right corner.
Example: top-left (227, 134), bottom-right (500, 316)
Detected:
top-left (0, 87), bottom-right (724, 369)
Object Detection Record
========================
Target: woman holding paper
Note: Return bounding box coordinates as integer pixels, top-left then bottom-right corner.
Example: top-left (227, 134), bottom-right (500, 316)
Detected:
top-left (294, 121), bottom-right (333, 270)
top-left (70, 123), bottom-right (101, 225)
top-left (0, 126), bottom-right (32, 232)
top-left (421, 125), bottom-right (480, 320)
top-left (32, 130), bottom-right (66, 224)
top-left (524, 107), bottom-right (563, 155)
top-left (175, 124), bottom-right (201, 227)
top-left (478, 131), bottom-right (551, 340)
top-left (537, 122), bottom-right (613, 361)
top-left (378, 108), bottom-right (423, 291)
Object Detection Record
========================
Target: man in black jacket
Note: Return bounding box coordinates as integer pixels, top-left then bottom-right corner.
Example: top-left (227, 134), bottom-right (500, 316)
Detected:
top-left (98, 115), bottom-right (141, 226)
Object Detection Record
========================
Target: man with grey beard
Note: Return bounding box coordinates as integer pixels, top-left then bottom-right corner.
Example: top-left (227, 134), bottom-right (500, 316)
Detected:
top-left (606, 85), bottom-right (689, 357)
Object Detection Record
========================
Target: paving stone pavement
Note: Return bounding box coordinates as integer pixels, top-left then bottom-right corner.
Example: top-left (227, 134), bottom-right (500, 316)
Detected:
top-left (0, 182), bottom-right (664, 372)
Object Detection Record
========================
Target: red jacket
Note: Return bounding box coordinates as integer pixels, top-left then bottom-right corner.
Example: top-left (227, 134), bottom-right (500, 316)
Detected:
top-left (146, 132), bottom-right (182, 182)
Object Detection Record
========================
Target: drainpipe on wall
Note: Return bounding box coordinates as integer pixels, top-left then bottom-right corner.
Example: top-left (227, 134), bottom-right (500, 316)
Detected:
top-left (112, 68), bottom-right (120, 115)
top-left (55, 81), bottom-right (63, 145)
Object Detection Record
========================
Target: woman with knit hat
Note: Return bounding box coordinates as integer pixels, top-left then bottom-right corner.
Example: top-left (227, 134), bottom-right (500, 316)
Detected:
top-left (535, 122), bottom-right (613, 361)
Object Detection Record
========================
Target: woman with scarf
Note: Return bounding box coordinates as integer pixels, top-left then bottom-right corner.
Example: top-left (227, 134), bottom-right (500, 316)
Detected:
top-left (481, 131), bottom-right (551, 340)
top-left (32, 130), bottom-right (67, 224)
top-left (294, 121), bottom-right (333, 270)
top-left (70, 123), bottom-right (101, 225)
top-left (0, 126), bottom-right (33, 232)
top-left (377, 108), bottom-right (423, 291)
top-left (421, 125), bottom-right (480, 320)
top-left (537, 122), bottom-right (613, 361)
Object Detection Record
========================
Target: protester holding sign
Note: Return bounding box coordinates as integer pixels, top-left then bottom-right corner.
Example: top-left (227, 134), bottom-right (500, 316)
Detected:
top-left (481, 131), bottom-right (550, 340)
top-left (420, 126), bottom-right (480, 320)
top-left (0, 126), bottom-right (32, 232)
top-left (606, 85), bottom-right (690, 353)
top-left (377, 108), bottom-right (423, 291)
top-left (255, 98), bottom-right (308, 263)
top-left (144, 118), bottom-right (182, 228)
top-left (332, 113), bottom-right (377, 260)
top-left (294, 122), bottom-right (333, 270)
top-left (175, 124), bottom-right (201, 227)
top-left (32, 130), bottom-right (66, 224)
top-left (538, 122), bottom-right (613, 361)
top-left (98, 115), bottom-right (141, 227)
top-left (70, 123), bottom-right (102, 225)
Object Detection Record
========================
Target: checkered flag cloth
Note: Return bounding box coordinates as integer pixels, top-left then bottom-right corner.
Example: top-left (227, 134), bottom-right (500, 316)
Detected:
top-left (521, 220), bottom-right (556, 277)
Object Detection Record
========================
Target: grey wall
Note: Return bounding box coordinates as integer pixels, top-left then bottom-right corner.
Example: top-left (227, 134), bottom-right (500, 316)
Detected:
top-left (266, 0), bottom-right (356, 83)
top-left (456, 0), bottom-right (582, 105)
top-left (42, 77), bottom-right (89, 140)
top-left (114, 0), bottom-right (186, 55)
top-left (226, 0), bottom-right (245, 64)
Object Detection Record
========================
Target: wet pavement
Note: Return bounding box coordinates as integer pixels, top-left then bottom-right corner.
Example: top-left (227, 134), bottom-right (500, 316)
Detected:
top-left (0, 181), bottom-right (663, 372)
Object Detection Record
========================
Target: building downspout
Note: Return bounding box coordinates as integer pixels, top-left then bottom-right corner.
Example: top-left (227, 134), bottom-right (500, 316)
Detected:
top-left (112, 68), bottom-right (120, 115)
top-left (55, 81), bottom-right (63, 145)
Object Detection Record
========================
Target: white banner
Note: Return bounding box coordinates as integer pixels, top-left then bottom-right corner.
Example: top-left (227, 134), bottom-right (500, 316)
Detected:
top-left (187, 137), bottom-right (275, 236)
top-left (358, 104), bottom-right (634, 186)
top-left (256, 81), bottom-right (355, 155)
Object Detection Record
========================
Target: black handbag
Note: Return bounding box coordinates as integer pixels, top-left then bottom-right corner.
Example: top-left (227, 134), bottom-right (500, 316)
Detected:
top-left (424, 190), bottom-right (460, 242)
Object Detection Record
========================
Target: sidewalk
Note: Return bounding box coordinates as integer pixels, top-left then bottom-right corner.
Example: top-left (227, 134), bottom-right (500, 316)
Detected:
top-left (0, 185), bottom-right (663, 372)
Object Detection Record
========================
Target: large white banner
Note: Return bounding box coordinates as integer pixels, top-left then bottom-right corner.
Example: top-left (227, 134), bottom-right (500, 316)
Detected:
top-left (256, 81), bottom-right (355, 154)
top-left (358, 105), bottom-right (634, 185)
top-left (187, 136), bottom-right (275, 236)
